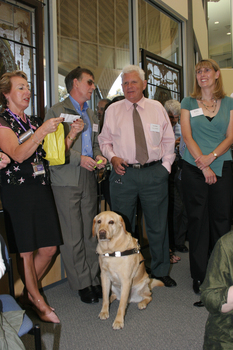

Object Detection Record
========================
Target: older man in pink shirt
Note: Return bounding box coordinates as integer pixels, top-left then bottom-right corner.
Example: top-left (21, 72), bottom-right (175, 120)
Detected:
top-left (98, 65), bottom-right (176, 287)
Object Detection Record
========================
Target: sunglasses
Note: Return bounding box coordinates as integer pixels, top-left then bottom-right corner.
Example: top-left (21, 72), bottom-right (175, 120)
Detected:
top-left (87, 79), bottom-right (96, 87)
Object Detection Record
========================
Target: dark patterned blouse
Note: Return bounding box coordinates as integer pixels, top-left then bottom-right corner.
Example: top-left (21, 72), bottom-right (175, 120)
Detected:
top-left (0, 110), bottom-right (50, 186)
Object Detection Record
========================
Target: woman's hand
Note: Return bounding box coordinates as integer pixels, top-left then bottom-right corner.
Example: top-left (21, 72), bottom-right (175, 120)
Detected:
top-left (0, 152), bottom-right (10, 169)
top-left (202, 166), bottom-right (217, 185)
top-left (40, 117), bottom-right (64, 137)
top-left (195, 153), bottom-right (215, 170)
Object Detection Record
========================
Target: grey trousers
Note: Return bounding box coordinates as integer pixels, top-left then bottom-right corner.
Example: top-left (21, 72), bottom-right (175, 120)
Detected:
top-left (52, 168), bottom-right (100, 290)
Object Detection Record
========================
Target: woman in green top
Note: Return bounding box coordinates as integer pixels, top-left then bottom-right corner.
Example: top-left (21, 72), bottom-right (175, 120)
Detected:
top-left (180, 59), bottom-right (233, 298)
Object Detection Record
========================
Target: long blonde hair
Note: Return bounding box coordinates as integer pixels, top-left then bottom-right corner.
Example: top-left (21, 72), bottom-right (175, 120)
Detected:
top-left (191, 59), bottom-right (226, 100)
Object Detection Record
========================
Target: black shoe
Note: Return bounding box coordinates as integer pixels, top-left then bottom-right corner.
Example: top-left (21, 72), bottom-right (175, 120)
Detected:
top-left (193, 300), bottom-right (204, 307)
top-left (79, 286), bottom-right (99, 304)
top-left (92, 285), bottom-right (102, 299)
top-left (175, 244), bottom-right (189, 253)
top-left (151, 275), bottom-right (177, 287)
top-left (193, 280), bottom-right (202, 294)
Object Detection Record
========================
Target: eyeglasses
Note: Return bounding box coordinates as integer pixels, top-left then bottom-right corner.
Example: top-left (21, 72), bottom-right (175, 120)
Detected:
top-left (96, 106), bottom-right (105, 112)
top-left (87, 79), bottom-right (96, 87)
top-left (169, 114), bottom-right (179, 119)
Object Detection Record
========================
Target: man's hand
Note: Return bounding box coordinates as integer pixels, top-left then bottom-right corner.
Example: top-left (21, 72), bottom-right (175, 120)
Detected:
top-left (80, 155), bottom-right (97, 171)
top-left (95, 155), bottom-right (107, 169)
top-left (69, 119), bottom-right (84, 139)
top-left (111, 156), bottom-right (128, 175)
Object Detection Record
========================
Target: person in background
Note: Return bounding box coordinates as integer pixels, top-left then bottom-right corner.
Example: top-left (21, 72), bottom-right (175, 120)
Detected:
top-left (96, 98), bottom-right (111, 123)
top-left (44, 67), bottom-right (107, 304)
top-left (99, 65), bottom-right (177, 287)
top-left (164, 100), bottom-right (188, 263)
top-left (180, 59), bottom-right (233, 302)
top-left (200, 230), bottom-right (233, 349)
top-left (0, 70), bottom-right (64, 323)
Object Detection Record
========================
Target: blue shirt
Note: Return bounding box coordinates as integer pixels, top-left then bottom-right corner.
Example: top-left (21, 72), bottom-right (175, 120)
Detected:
top-left (69, 95), bottom-right (93, 157)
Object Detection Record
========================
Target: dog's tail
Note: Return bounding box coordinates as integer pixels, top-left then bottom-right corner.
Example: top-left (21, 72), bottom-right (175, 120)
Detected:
top-left (149, 278), bottom-right (164, 289)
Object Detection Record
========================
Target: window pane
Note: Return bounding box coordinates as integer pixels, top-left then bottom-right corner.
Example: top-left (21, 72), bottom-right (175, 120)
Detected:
top-left (208, 0), bottom-right (232, 68)
top-left (138, 0), bottom-right (181, 65)
top-left (0, 1), bottom-right (37, 115)
top-left (57, 0), bottom-right (130, 102)
top-left (99, 0), bottom-right (114, 46)
top-left (80, 0), bottom-right (97, 43)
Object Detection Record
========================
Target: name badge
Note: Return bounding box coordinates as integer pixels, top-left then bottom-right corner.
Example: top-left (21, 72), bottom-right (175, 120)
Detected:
top-left (150, 124), bottom-right (160, 132)
top-left (190, 108), bottom-right (203, 118)
top-left (60, 113), bottom-right (80, 123)
top-left (32, 162), bottom-right (45, 176)
top-left (93, 123), bottom-right (98, 132)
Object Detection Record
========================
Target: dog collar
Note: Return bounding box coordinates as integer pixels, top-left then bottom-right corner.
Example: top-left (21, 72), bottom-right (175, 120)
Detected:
top-left (100, 248), bottom-right (140, 257)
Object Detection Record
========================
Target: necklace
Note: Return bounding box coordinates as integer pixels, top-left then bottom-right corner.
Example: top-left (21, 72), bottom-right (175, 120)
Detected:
top-left (200, 98), bottom-right (217, 114)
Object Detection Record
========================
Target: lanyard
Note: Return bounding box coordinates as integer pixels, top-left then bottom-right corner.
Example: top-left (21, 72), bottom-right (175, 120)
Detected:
top-left (6, 108), bottom-right (34, 132)
top-left (6, 109), bottom-right (39, 160)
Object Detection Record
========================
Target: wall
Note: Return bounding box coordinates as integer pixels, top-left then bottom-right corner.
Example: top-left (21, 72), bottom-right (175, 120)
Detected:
top-left (155, 0), bottom-right (188, 20)
top-left (192, 0), bottom-right (208, 58)
top-left (221, 69), bottom-right (233, 96)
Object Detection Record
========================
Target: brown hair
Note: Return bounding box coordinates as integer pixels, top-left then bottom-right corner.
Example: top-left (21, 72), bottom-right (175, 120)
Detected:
top-left (65, 66), bottom-right (94, 93)
top-left (0, 70), bottom-right (28, 108)
top-left (191, 59), bottom-right (226, 100)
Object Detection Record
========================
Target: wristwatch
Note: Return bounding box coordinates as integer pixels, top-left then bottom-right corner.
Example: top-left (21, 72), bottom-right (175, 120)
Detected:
top-left (212, 151), bottom-right (218, 159)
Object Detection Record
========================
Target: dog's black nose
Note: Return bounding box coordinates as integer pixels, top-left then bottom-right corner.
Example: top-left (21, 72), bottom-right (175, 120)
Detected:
top-left (99, 230), bottom-right (106, 240)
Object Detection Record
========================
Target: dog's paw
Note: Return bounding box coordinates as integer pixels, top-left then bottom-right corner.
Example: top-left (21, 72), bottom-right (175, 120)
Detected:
top-left (112, 320), bottom-right (124, 330)
top-left (138, 300), bottom-right (148, 310)
top-left (99, 311), bottom-right (109, 320)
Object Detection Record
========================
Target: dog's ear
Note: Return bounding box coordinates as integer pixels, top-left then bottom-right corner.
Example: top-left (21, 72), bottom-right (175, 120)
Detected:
top-left (92, 215), bottom-right (97, 237)
top-left (120, 216), bottom-right (127, 233)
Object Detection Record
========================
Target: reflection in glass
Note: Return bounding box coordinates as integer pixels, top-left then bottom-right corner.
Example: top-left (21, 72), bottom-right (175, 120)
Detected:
top-left (57, 0), bottom-right (130, 103)
top-left (208, 0), bottom-right (232, 68)
top-left (146, 56), bottom-right (181, 104)
top-left (138, 0), bottom-right (181, 65)
top-left (0, 0), bottom-right (36, 116)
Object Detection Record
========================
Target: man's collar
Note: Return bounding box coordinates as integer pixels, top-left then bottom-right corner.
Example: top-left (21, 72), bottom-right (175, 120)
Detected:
top-left (69, 95), bottom-right (88, 112)
top-left (124, 95), bottom-right (146, 110)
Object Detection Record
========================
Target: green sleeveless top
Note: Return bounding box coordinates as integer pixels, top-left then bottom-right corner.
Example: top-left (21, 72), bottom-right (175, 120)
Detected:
top-left (181, 96), bottom-right (233, 176)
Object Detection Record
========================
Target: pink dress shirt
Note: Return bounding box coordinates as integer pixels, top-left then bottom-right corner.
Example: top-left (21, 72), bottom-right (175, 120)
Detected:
top-left (98, 96), bottom-right (175, 173)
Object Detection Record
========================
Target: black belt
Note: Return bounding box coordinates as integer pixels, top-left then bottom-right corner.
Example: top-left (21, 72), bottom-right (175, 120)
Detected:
top-left (127, 160), bottom-right (159, 169)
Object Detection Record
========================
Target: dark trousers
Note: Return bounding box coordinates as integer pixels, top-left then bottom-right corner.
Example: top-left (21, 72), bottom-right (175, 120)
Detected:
top-left (182, 160), bottom-right (232, 282)
top-left (168, 161), bottom-right (188, 247)
top-left (110, 161), bottom-right (170, 277)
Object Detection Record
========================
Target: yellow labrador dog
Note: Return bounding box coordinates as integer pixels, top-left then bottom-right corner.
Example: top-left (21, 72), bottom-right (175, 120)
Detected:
top-left (92, 211), bottom-right (164, 330)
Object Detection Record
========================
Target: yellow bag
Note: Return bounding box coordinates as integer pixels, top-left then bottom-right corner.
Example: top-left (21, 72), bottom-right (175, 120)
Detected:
top-left (43, 123), bottom-right (65, 166)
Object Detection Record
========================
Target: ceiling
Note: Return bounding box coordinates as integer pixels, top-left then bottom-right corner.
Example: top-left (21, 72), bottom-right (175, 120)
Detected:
top-left (207, 0), bottom-right (231, 49)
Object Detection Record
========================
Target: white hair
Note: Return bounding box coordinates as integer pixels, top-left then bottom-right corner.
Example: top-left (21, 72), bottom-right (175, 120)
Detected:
top-left (121, 65), bottom-right (145, 82)
top-left (164, 99), bottom-right (181, 116)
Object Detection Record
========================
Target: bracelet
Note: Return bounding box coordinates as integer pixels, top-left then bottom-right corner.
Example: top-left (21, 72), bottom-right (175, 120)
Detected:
top-left (31, 136), bottom-right (39, 145)
top-left (202, 166), bottom-right (210, 173)
top-left (212, 151), bottom-right (218, 159)
top-left (33, 132), bottom-right (42, 144)
top-left (67, 134), bottom-right (77, 142)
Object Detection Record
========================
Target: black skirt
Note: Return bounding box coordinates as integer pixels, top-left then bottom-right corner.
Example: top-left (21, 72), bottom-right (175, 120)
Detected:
top-left (1, 184), bottom-right (63, 253)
